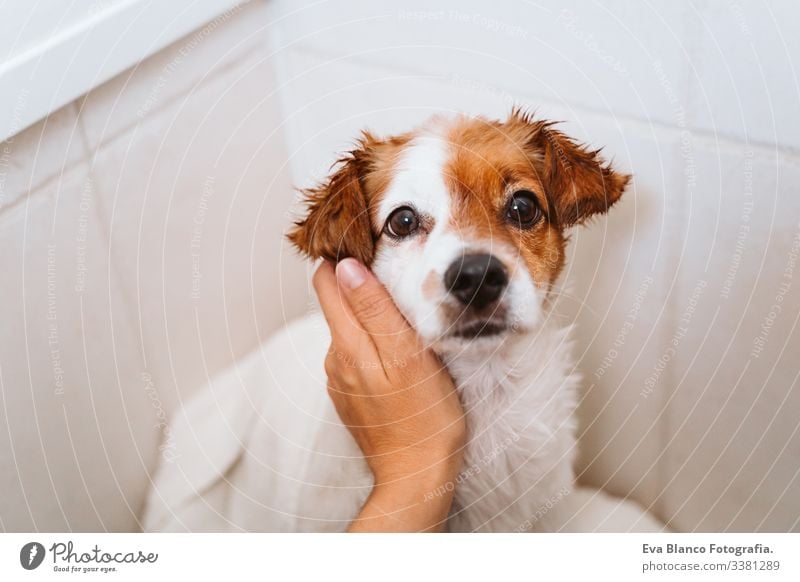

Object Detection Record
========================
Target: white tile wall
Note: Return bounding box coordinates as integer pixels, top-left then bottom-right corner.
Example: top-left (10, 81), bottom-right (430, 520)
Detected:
top-left (87, 49), bottom-right (306, 414)
top-left (0, 166), bottom-right (159, 531)
top-left (77, 1), bottom-right (273, 150)
top-left (688, 0), bottom-right (800, 151)
top-left (0, 104), bottom-right (86, 213)
top-left (268, 0), bottom-right (693, 126)
top-left (660, 139), bottom-right (800, 531)
top-left (276, 48), bottom-right (514, 188)
top-left (0, 0), bottom-right (307, 532)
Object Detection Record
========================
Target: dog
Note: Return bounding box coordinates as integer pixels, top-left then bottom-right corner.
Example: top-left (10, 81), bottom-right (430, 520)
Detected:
top-left (144, 110), bottom-right (663, 532)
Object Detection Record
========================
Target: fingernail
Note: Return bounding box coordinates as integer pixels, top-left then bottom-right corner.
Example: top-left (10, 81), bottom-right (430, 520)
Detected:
top-left (336, 258), bottom-right (367, 290)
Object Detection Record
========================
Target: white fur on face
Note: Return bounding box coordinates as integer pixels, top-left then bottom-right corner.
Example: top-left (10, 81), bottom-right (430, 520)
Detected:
top-left (370, 130), bottom-right (545, 352)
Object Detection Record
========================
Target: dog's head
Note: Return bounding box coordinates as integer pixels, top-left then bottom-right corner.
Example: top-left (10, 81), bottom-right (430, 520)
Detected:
top-left (288, 110), bottom-right (629, 352)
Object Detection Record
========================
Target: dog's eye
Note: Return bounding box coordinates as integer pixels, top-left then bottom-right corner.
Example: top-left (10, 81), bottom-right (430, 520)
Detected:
top-left (505, 190), bottom-right (542, 228)
top-left (384, 206), bottom-right (419, 238)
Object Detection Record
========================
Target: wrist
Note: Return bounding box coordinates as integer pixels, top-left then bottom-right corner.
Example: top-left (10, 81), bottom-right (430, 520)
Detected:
top-left (349, 443), bottom-right (464, 532)
top-left (371, 445), bottom-right (463, 489)
top-left (353, 464), bottom-right (459, 532)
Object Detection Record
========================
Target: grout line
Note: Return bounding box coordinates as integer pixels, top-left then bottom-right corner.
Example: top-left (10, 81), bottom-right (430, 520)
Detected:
top-left (0, 104), bottom-right (89, 221)
top-left (285, 43), bottom-right (800, 160)
top-left (73, 101), bottom-right (94, 164)
top-left (0, 157), bottom-right (91, 226)
top-left (81, 40), bottom-right (265, 157)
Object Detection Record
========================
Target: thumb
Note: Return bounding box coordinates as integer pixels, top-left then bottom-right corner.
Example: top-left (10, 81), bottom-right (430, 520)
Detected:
top-left (335, 258), bottom-right (418, 354)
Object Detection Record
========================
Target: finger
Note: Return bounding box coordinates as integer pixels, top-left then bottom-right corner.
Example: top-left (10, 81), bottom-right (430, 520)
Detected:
top-left (312, 261), bottom-right (343, 330)
top-left (313, 261), bottom-right (379, 359)
top-left (335, 258), bottom-right (422, 357)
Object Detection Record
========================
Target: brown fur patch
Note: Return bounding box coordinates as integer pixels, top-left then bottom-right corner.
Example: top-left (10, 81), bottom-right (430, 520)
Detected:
top-left (287, 131), bottom-right (410, 265)
top-left (436, 111), bottom-right (628, 288)
top-left (441, 116), bottom-right (564, 288)
top-left (506, 108), bottom-right (630, 227)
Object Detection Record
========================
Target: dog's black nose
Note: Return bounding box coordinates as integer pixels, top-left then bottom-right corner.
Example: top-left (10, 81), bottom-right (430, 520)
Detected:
top-left (444, 254), bottom-right (508, 309)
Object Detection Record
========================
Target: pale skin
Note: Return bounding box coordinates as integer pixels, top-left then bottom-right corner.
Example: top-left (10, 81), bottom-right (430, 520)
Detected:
top-left (313, 258), bottom-right (466, 532)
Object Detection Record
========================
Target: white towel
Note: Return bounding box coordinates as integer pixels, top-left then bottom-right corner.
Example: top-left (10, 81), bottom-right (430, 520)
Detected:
top-left (143, 313), bottom-right (665, 532)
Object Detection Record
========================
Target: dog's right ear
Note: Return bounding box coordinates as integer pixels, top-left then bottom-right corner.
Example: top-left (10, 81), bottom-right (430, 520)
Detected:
top-left (287, 140), bottom-right (375, 265)
top-left (508, 108), bottom-right (630, 228)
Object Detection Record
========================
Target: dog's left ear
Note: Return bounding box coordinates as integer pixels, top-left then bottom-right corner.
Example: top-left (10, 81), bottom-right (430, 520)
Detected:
top-left (287, 136), bottom-right (377, 265)
top-left (511, 110), bottom-right (630, 227)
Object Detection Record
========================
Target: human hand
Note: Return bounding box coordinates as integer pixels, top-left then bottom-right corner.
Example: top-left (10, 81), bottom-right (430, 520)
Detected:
top-left (313, 259), bottom-right (466, 531)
